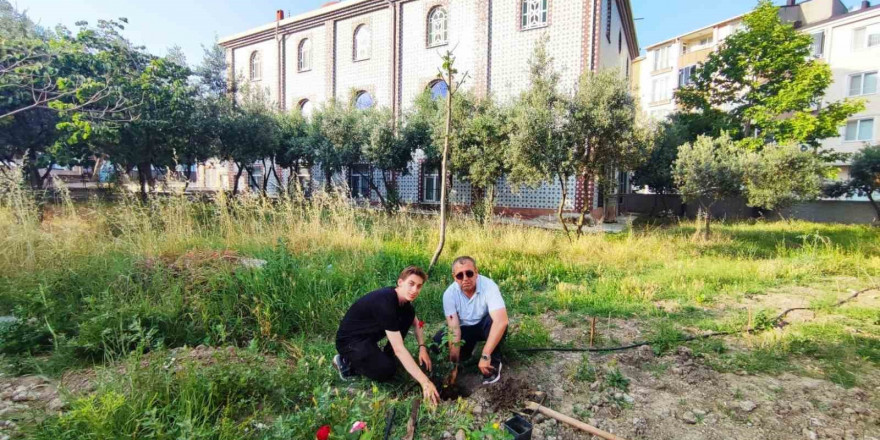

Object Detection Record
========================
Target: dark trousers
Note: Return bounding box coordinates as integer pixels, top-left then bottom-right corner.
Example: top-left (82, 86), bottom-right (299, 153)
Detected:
top-left (432, 314), bottom-right (506, 363)
top-left (336, 320), bottom-right (413, 382)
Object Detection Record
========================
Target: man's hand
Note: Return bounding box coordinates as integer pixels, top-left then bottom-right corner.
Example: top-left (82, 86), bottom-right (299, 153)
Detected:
top-left (421, 380), bottom-right (440, 406)
top-left (478, 356), bottom-right (495, 376)
top-left (418, 346), bottom-right (432, 372)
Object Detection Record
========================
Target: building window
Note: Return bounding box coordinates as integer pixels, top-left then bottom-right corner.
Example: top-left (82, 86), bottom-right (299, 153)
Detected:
top-left (845, 118), bottom-right (874, 142)
top-left (606, 0), bottom-right (612, 43)
top-left (652, 45), bottom-right (671, 71)
top-left (810, 31), bottom-right (825, 58)
top-left (651, 77), bottom-right (670, 103)
top-left (521, 0), bottom-right (548, 30)
top-left (427, 7), bottom-right (448, 47)
top-left (249, 51), bottom-right (262, 81)
top-left (354, 25), bottom-right (371, 61)
top-left (299, 99), bottom-right (313, 117)
top-left (848, 71), bottom-right (877, 97)
top-left (298, 38), bottom-right (312, 72)
top-left (355, 91), bottom-right (374, 110)
top-left (349, 165), bottom-right (371, 199)
top-left (423, 167), bottom-right (440, 203)
top-left (853, 25), bottom-right (880, 50)
top-left (679, 65), bottom-right (696, 87)
top-left (429, 80), bottom-right (448, 100)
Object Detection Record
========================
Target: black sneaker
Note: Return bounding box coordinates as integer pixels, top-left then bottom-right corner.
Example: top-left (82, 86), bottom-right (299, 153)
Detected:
top-left (333, 354), bottom-right (354, 381)
top-left (482, 359), bottom-right (502, 385)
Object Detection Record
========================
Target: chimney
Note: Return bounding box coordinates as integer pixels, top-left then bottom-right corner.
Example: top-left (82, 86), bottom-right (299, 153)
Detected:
top-left (786, 0), bottom-right (796, 6)
top-left (276, 9), bottom-right (284, 21)
top-left (862, 1), bottom-right (871, 9)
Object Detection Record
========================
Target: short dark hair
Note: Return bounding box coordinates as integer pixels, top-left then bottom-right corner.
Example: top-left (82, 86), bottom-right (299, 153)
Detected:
top-left (398, 266), bottom-right (427, 282)
top-left (451, 256), bottom-right (476, 270)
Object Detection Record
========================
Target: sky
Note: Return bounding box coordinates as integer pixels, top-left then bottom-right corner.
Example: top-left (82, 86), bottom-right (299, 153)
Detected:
top-left (11, 0), bottom-right (863, 66)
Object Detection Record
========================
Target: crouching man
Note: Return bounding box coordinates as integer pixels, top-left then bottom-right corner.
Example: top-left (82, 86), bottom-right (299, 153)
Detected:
top-left (333, 266), bottom-right (440, 405)
top-left (433, 256), bottom-right (509, 384)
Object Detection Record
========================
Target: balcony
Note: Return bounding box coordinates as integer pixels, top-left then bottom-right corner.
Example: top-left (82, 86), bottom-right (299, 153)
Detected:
top-left (679, 47), bottom-right (714, 67)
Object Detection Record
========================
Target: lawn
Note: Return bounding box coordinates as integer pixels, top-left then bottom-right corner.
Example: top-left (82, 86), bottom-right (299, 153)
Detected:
top-left (0, 187), bottom-right (878, 439)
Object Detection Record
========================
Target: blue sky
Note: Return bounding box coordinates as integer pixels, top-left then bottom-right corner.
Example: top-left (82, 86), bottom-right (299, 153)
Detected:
top-left (12, 0), bottom-right (861, 66)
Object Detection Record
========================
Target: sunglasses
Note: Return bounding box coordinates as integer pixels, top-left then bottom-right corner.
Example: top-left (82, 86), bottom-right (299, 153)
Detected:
top-left (454, 270), bottom-right (475, 280)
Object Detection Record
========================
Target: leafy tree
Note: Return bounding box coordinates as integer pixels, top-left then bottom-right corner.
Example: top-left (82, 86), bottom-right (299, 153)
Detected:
top-left (449, 94), bottom-right (508, 222)
top-left (676, 0), bottom-right (863, 153)
top-left (361, 107), bottom-right (419, 211)
top-left (310, 99), bottom-right (367, 192)
top-left (506, 37), bottom-right (575, 236)
top-left (825, 145), bottom-right (880, 224)
top-left (196, 38), bottom-right (227, 97)
top-left (165, 45), bottom-right (187, 67)
top-left (631, 116), bottom-right (690, 215)
top-left (673, 133), bottom-right (744, 238)
top-left (569, 69), bottom-right (651, 231)
top-left (275, 108), bottom-right (314, 194)
top-left (742, 143), bottom-right (825, 215)
top-left (216, 89), bottom-right (280, 195)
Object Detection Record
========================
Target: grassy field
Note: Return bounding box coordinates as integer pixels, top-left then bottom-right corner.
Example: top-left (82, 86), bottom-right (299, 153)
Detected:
top-left (0, 186), bottom-right (878, 439)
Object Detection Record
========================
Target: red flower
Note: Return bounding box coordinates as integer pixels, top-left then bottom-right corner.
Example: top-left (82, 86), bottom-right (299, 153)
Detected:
top-left (418, 320), bottom-right (425, 329)
top-left (316, 425), bottom-right (331, 440)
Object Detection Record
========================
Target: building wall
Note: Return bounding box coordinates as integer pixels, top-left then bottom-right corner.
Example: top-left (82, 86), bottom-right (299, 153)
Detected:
top-left (489, 0), bottom-right (588, 102)
top-left (597, 0), bottom-right (631, 77)
top-left (233, 38), bottom-right (280, 105)
top-left (334, 8), bottom-right (395, 107)
top-left (285, 24), bottom-right (327, 110)
top-left (399, 0), bottom-right (480, 109)
top-left (806, 7), bottom-right (880, 162)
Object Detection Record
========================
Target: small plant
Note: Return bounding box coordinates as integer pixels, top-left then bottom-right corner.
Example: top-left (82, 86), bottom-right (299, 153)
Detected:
top-left (604, 367), bottom-right (630, 392)
top-left (468, 421), bottom-right (514, 440)
top-left (574, 354), bottom-right (597, 383)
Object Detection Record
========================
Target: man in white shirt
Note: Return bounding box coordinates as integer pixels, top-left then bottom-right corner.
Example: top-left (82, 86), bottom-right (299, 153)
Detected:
top-left (433, 256), bottom-right (509, 384)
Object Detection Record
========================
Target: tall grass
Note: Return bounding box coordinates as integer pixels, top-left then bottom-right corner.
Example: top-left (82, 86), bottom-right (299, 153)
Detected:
top-left (1, 181), bottom-right (879, 436)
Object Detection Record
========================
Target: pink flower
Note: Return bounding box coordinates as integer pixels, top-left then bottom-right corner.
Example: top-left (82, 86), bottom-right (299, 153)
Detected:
top-left (349, 421), bottom-right (367, 433)
top-left (316, 425), bottom-right (331, 440)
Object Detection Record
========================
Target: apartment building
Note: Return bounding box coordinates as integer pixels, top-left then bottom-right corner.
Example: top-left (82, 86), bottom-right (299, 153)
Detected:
top-left (218, 0), bottom-right (638, 217)
top-left (635, 0), bottom-right (879, 170)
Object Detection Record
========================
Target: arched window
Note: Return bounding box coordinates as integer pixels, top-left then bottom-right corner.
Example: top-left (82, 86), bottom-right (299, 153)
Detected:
top-left (299, 99), bottom-right (313, 117)
top-left (521, 0), bottom-right (548, 30)
top-left (355, 91), bottom-right (374, 110)
top-left (353, 25), bottom-right (371, 61)
top-left (249, 51), bottom-right (262, 80)
top-left (429, 80), bottom-right (448, 100)
top-left (298, 38), bottom-right (312, 72)
top-left (427, 7), bottom-right (448, 47)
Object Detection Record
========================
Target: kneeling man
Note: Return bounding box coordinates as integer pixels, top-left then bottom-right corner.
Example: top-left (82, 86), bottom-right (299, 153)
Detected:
top-left (434, 256), bottom-right (509, 384)
top-left (334, 266), bottom-right (440, 404)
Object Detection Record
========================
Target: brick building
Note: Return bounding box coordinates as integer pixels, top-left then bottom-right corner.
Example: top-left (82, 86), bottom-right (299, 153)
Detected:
top-left (219, 0), bottom-right (639, 217)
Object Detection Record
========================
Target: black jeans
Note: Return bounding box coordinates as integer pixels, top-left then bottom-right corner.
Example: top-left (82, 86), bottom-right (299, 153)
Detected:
top-left (432, 314), bottom-right (506, 363)
top-left (336, 320), bottom-right (413, 382)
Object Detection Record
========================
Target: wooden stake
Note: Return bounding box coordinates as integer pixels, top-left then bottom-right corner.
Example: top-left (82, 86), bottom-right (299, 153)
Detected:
top-left (403, 398), bottom-right (421, 440)
top-left (589, 317), bottom-right (597, 348)
top-left (525, 401), bottom-right (628, 440)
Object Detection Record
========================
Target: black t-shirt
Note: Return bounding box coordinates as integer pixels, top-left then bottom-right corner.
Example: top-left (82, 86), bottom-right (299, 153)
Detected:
top-left (336, 287), bottom-right (415, 346)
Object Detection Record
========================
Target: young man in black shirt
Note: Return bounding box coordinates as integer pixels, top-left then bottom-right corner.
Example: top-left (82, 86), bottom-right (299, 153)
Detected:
top-left (334, 266), bottom-right (440, 405)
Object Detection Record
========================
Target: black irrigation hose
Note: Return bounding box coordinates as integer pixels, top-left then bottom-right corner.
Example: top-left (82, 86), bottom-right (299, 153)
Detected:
top-left (513, 286), bottom-right (875, 354)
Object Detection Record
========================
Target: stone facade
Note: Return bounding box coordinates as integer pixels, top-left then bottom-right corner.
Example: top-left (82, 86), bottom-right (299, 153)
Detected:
top-left (219, 0), bottom-right (639, 215)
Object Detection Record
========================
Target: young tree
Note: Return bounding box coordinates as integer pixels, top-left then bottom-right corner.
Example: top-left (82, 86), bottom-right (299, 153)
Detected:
top-left (506, 37), bottom-right (575, 236)
top-left (631, 116), bottom-right (689, 215)
top-left (673, 134), bottom-right (744, 238)
top-left (676, 0), bottom-right (864, 153)
top-left (275, 108), bottom-right (314, 194)
top-left (741, 143), bottom-right (826, 216)
top-left (825, 145), bottom-right (880, 224)
top-left (361, 107), bottom-right (418, 211)
top-left (569, 69), bottom-right (651, 231)
top-left (429, 51), bottom-right (467, 272)
top-left (196, 38), bottom-right (227, 97)
top-left (216, 90), bottom-right (280, 195)
top-left (310, 99), bottom-right (366, 192)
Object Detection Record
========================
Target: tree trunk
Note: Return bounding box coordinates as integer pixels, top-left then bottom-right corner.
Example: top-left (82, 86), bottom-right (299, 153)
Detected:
top-left (702, 203), bottom-right (712, 239)
top-left (24, 149), bottom-right (43, 190)
top-left (367, 169), bottom-right (390, 212)
top-left (429, 73), bottom-right (454, 273)
top-left (576, 170), bottom-right (593, 236)
top-left (558, 174), bottom-right (572, 241)
top-left (867, 192), bottom-right (880, 226)
top-left (232, 163), bottom-right (245, 195)
top-left (324, 169), bottom-right (332, 193)
top-left (137, 163), bottom-right (150, 201)
top-left (381, 169), bottom-right (399, 211)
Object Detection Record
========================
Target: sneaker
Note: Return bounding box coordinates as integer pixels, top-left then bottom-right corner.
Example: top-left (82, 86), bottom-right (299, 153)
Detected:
top-left (333, 354), bottom-right (354, 381)
top-left (482, 360), bottom-right (502, 385)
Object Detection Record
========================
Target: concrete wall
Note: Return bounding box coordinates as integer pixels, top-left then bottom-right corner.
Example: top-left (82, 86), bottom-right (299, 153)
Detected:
top-left (334, 9), bottom-right (394, 107)
top-left (233, 39), bottom-right (279, 105)
top-left (285, 24), bottom-right (327, 110)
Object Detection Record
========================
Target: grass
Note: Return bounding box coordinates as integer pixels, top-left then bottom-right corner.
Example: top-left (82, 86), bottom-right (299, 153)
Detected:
top-left (0, 182), bottom-right (878, 438)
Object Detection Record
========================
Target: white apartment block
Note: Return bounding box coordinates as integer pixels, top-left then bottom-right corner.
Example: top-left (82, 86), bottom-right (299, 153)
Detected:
top-left (218, 0), bottom-right (638, 218)
top-left (635, 0), bottom-right (879, 179)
